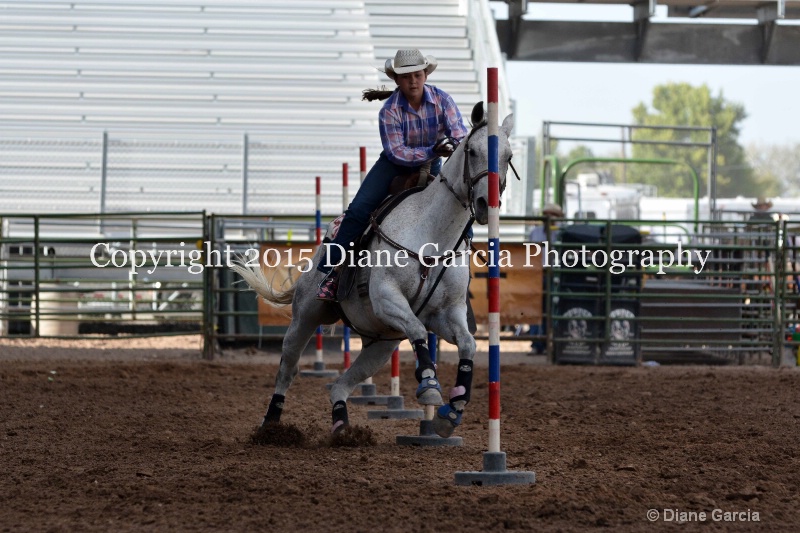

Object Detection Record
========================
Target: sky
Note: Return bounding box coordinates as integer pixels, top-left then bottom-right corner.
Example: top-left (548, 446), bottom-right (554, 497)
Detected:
top-left (492, 4), bottom-right (800, 147)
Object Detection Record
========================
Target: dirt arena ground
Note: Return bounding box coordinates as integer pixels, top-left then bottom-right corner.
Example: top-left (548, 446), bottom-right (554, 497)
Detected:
top-left (1, 336), bottom-right (799, 532)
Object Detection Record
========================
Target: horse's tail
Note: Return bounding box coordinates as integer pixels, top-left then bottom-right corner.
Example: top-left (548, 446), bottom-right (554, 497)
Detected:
top-left (229, 261), bottom-right (296, 307)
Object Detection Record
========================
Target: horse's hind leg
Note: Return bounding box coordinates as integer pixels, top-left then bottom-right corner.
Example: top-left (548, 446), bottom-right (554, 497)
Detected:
top-left (262, 307), bottom-right (335, 426)
top-left (427, 305), bottom-right (477, 438)
top-left (329, 340), bottom-right (396, 433)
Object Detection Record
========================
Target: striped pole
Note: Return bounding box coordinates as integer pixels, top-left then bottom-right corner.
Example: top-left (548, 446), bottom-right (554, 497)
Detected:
top-left (315, 325), bottom-right (324, 364)
top-left (359, 147), bottom-right (367, 184)
top-left (341, 163), bottom-right (351, 370)
top-left (314, 176), bottom-right (324, 369)
top-left (424, 332), bottom-right (438, 421)
top-left (486, 68), bottom-right (502, 455)
top-left (301, 177), bottom-right (338, 378)
top-left (390, 346), bottom-right (400, 397)
top-left (315, 176), bottom-right (322, 246)
top-left (454, 67), bottom-right (534, 485)
top-left (428, 331), bottom-right (437, 366)
top-left (314, 176), bottom-right (324, 364)
top-left (343, 325), bottom-right (351, 370)
top-left (351, 155), bottom-right (375, 387)
top-left (368, 344), bottom-right (424, 420)
top-left (342, 162), bottom-right (349, 208)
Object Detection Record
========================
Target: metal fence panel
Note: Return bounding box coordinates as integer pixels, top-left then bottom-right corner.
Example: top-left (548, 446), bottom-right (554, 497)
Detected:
top-left (0, 212), bottom-right (206, 340)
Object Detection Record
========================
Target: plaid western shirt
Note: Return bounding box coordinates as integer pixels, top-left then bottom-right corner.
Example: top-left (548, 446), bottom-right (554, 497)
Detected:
top-left (378, 84), bottom-right (468, 167)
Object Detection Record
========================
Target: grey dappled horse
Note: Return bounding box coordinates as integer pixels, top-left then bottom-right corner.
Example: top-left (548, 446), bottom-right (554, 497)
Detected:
top-left (231, 103), bottom-right (514, 438)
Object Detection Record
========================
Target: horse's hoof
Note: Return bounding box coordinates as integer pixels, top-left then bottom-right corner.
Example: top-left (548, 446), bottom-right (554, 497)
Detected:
top-left (415, 378), bottom-right (443, 405)
top-left (331, 420), bottom-right (347, 435)
top-left (432, 404), bottom-right (462, 438)
top-left (331, 400), bottom-right (349, 434)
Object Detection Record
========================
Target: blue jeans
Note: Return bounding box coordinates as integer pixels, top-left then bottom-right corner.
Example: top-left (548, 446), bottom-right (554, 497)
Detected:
top-left (318, 152), bottom-right (441, 274)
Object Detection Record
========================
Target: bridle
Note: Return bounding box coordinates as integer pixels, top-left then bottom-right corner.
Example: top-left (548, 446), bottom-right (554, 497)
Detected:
top-left (440, 120), bottom-right (487, 214)
top-left (440, 119), bottom-right (519, 218)
top-left (366, 120), bottom-right (520, 323)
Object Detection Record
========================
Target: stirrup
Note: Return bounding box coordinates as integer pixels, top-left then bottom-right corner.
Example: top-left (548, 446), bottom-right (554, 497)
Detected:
top-left (433, 404), bottom-right (462, 438)
top-left (415, 377), bottom-right (443, 405)
top-left (316, 273), bottom-right (339, 302)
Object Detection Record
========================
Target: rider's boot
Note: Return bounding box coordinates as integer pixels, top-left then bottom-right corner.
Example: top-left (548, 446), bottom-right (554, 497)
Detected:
top-left (316, 270), bottom-right (339, 302)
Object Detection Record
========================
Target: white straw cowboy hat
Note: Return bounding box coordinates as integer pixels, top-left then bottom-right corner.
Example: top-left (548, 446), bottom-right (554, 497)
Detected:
top-left (382, 49), bottom-right (438, 80)
top-left (752, 196), bottom-right (773, 209)
top-left (541, 203), bottom-right (564, 217)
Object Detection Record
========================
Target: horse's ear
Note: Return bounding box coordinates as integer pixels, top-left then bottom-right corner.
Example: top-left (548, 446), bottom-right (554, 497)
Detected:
top-left (470, 101), bottom-right (484, 127)
top-left (501, 113), bottom-right (514, 137)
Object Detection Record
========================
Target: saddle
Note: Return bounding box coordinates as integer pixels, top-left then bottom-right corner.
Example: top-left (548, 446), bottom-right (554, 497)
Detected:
top-left (336, 185), bottom-right (426, 301)
top-left (388, 169), bottom-right (434, 196)
top-left (388, 160), bottom-right (434, 197)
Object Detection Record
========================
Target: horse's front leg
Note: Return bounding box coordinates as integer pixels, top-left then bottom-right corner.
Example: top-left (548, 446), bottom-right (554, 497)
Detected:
top-left (371, 286), bottom-right (443, 407)
top-left (428, 304), bottom-right (476, 438)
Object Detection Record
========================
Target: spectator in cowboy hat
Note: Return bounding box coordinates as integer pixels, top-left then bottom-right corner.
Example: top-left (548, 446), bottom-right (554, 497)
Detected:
top-left (749, 196), bottom-right (774, 221)
top-left (529, 203), bottom-right (564, 242)
top-left (748, 196), bottom-right (777, 278)
top-left (316, 49), bottom-right (468, 301)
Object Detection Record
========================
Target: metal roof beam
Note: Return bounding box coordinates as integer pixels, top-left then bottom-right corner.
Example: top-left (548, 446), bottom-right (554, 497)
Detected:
top-left (498, 19), bottom-right (800, 65)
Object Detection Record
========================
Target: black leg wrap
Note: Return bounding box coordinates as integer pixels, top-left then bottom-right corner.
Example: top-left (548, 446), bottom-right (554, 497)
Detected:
top-left (450, 359), bottom-right (474, 407)
top-left (332, 400), bottom-right (349, 427)
top-left (412, 339), bottom-right (435, 383)
top-left (264, 394), bottom-right (285, 424)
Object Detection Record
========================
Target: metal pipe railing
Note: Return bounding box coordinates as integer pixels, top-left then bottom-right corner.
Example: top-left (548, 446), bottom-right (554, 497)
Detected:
top-left (1, 212), bottom-right (796, 367)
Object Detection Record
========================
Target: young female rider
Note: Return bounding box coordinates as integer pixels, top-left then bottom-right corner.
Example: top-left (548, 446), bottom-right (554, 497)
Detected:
top-left (316, 49), bottom-right (468, 300)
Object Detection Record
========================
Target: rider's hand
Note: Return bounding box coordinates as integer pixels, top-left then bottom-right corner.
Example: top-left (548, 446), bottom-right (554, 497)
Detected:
top-left (433, 137), bottom-right (455, 157)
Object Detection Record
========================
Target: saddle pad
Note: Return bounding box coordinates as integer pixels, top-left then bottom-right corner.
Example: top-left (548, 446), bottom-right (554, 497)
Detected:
top-left (327, 213), bottom-right (345, 240)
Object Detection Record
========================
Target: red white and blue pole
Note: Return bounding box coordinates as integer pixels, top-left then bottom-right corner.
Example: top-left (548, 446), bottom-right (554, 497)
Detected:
top-left (455, 68), bottom-right (534, 485)
top-left (315, 176), bottom-right (322, 247)
top-left (342, 163), bottom-right (351, 369)
top-left (390, 346), bottom-right (400, 396)
top-left (301, 177), bottom-right (338, 378)
top-left (315, 176), bottom-right (324, 367)
top-left (359, 147), bottom-right (367, 184)
top-left (486, 68), bottom-right (502, 454)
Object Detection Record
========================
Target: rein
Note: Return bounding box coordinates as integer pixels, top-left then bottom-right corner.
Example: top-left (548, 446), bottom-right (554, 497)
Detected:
top-left (369, 214), bottom-right (438, 304)
top-left (369, 120), bottom-right (497, 318)
top-left (439, 120), bottom-right (495, 219)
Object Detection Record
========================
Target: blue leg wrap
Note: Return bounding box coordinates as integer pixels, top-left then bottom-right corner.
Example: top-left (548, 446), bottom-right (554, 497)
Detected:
top-left (433, 404), bottom-right (463, 438)
top-left (415, 376), bottom-right (442, 402)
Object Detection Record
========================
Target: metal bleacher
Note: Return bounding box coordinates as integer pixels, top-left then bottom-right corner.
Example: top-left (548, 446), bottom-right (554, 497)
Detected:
top-left (0, 0), bottom-right (517, 218)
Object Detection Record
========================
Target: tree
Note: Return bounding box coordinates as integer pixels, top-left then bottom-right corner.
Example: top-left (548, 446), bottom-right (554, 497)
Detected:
top-left (560, 144), bottom-right (594, 168)
top-left (557, 144), bottom-right (625, 184)
top-left (746, 142), bottom-right (800, 196)
top-left (629, 83), bottom-right (775, 198)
